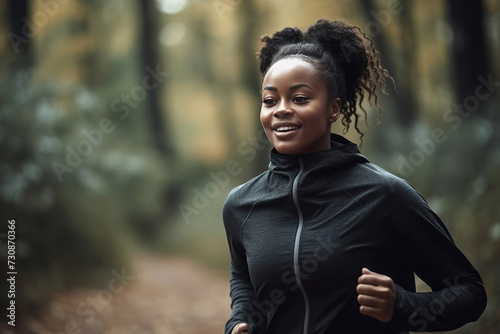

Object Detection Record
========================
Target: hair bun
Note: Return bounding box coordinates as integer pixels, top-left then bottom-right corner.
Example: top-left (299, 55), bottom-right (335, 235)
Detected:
top-left (257, 27), bottom-right (304, 74)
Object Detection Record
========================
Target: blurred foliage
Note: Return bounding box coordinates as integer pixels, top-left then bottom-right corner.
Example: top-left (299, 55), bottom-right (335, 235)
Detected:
top-left (0, 0), bottom-right (499, 333)
top-left (0, 0), bottom-right (175, 318)
top-left (0, 67), bottom-right (173, 312)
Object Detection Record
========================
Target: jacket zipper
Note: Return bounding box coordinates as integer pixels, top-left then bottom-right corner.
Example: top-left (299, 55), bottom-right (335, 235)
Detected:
top-left (292, 157), bottom-right (310, 334)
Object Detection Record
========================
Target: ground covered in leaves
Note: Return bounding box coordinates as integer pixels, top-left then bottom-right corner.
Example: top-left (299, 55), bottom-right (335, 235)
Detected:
top-left (7, 255), bottom-right (232, 334)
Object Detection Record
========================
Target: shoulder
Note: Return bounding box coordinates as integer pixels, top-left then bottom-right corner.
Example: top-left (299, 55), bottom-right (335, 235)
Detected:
top-left (352, 162), bottom-right (433, 213)
top-left (364, 164), bottom-right (453, 237)
top-left (225, 170), bottom-right (268, 204)
top-left (353, 161), bottom-right (416, 195)
top-left (223, 171), bottom-right (269, 224)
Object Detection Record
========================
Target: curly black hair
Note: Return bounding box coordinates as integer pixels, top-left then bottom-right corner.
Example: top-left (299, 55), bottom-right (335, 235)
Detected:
top-left (256, 19), bottom-right (395, 145)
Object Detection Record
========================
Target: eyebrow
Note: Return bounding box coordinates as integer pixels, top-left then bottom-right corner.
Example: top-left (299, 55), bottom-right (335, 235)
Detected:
top-left (262, 84), bottom-right (313, 92)
top-left (289, 84), bottom-right (312, 91)
top-left (263, 86), bottom-right (277, 92)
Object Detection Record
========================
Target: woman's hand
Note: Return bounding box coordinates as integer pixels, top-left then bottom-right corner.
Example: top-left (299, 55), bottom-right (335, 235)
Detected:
top-left (356, 268), bottom-right (396, 322)
top-left (232, 323), bottom-right (250, 334)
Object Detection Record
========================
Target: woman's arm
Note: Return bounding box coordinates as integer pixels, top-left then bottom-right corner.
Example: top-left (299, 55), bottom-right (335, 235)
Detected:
top-left (386, 180), bottom-right (487, 332)
top-left (225, 248), bottom-right (255, 334)
top-left (223, 194), bottom-right (260, 334)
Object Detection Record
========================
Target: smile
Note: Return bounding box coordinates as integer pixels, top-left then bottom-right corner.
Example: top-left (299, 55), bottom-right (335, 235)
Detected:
top-left (275, 126), bottom-right (299, 132)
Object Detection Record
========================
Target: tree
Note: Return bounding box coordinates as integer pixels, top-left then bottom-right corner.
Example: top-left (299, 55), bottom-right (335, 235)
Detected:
top-left (447, 0), bottom-right (489, 102)
top-left (139, 1), bottom-right (174, 158)
top-left (358, 0), bottom-right (417, 128)
top-left (6, 0), bottom-right (31, 74)
top-left (238, 0), bottom-right (269, 174)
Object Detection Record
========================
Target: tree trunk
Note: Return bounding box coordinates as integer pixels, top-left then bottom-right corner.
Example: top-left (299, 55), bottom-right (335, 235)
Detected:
top-left (238, 0), bottom-right (269, 174)
top-left (7, 0), bottom-right (32, 69)
top-left (138, 1), bottom-right (173, 158)
top-left (358, 0), bottom-right (417, 128)
top-left (138, 2), bottom-right (182, 216)
top-left (447, 0), bottom-right (489, 102)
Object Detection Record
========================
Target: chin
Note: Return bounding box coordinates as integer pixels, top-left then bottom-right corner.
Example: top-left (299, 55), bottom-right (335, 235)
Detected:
top-left (273, 143), bottom-right (303, 155)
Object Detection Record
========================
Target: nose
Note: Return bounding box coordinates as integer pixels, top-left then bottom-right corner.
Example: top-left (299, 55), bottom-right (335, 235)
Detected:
top-left (273, 99), bottom-right (293, 117)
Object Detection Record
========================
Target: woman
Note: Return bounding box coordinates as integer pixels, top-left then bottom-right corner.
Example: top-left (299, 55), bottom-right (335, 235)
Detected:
top-left (223, 19), bottom-right (486, 334)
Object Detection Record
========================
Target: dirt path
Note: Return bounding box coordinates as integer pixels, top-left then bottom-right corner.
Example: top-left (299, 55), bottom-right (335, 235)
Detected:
top-left (15, 255), bottom-right (232, 334)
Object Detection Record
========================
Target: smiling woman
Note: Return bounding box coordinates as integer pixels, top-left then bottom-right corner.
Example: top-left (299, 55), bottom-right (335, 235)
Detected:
top-left (260, 58), bottom-right (340, 155)
top-left (257, 19), bottom-right (394, 148)
top-left (222, 19), bottom-right (487, 334)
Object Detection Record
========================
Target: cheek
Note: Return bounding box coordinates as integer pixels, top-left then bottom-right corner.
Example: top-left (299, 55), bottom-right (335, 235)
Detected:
top-left (260, 108), bottom-right (270, 126)
top-left (302, 108), bottom-right (328, 127)
top-left (260, 109), bottom-right (274, 142)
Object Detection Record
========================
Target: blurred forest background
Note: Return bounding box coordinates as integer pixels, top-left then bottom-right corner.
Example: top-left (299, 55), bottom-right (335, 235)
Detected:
top-left (1, 0), bottom-right (499, 333)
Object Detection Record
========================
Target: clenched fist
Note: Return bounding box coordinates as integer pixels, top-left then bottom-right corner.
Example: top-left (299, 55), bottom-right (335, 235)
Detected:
top-left (356, 268), bottom-right (396, 322)
top-left (232, 323), bottom-right (250, 334)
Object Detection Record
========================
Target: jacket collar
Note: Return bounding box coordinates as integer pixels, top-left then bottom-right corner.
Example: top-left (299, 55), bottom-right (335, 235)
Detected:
top-left (268, 134), bottom-right (369, 173)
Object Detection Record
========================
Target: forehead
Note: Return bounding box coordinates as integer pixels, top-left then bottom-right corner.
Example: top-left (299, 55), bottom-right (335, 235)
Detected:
top-left (262, 57), bottom-right (322, 87)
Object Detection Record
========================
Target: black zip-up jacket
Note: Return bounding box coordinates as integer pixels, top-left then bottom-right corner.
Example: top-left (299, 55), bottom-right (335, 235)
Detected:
top-left (223, 134), bottom-right (486, 334)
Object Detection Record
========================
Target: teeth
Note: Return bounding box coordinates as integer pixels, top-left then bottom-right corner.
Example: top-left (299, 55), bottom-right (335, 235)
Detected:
top-left (276, 126), bottom-right (298, 132)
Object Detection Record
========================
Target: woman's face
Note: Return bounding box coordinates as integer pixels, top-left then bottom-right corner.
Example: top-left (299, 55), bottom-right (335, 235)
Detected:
top-left (260, 57), bottom-right (340, 155)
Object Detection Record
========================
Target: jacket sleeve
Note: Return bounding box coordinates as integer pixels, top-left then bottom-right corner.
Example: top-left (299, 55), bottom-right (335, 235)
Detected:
top-left (223, 191), bottom-right (260, 334)
top-left (387, 179), bottom-right (487, 332)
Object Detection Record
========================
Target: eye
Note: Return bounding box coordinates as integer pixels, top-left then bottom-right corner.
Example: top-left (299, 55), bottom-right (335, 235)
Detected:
top-left (293, 96), bottom-right (309, 104)
top-left (262, 97), bottom-right (277, 106)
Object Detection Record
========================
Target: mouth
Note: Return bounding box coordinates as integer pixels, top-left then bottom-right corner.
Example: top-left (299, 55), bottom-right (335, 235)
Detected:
top-left (271, 123), bottom-right (301, 133)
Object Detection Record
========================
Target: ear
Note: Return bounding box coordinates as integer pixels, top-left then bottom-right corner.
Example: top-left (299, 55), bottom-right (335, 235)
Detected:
top-left (328, 97), bottom-right (341, 123)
